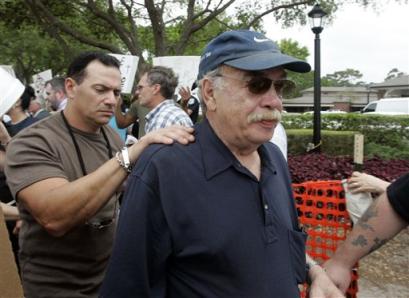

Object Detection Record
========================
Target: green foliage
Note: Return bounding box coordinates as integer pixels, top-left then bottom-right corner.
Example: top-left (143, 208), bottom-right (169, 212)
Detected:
top-left (384, 68), bottom-right (408, 81)
top-left (278, 39), bottom-right (309, 60)
top-left (278, 39), bottom-right (313, 98)
top-left (287, 129), bottom-right (356, 156)
top-left (0, 0), bottom-right (120, 82)
top-left (365, 142), bottom-right (409, 160)
top-left (1, 0), bottom-right (405, 83)
top-left (321, 68), bottom-right (365, 87)
top-left (282, 113), bottom-right (409, 159)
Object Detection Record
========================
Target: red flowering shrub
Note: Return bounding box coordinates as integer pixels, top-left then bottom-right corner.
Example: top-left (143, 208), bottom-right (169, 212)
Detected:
top-left (288, 153), bottom-right (409, 183)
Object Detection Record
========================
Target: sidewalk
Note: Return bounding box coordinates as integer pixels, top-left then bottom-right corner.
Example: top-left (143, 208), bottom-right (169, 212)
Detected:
top-left (357, 227), bottom-right (409, 298)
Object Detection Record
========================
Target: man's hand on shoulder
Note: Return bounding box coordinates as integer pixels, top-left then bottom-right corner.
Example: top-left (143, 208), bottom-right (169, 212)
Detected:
top-left (140, 125), bottom-right (194, 146)
top-left (128, 125), bottom-right (195, 162)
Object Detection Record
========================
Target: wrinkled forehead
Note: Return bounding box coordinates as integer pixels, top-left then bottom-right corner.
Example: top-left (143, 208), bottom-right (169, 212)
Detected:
top-left (83, 61), bottom-right (122, 88)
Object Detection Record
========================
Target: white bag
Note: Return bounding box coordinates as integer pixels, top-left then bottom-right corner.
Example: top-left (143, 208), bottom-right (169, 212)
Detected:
top-left (342, 179), bottom-right (373, 224)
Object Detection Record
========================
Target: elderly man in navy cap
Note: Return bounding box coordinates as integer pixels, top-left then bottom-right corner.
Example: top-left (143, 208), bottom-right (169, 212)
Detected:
top-left (101, 30), bottom-right (344, 298)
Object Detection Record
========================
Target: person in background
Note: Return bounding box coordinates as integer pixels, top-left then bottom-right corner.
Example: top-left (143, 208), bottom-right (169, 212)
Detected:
top-left (5, 86), bottom-right (38, 137)
top-left (44, 77), bottom-right (67, 111)
top-left (270, 122), bottom-right (288, 160)
top-left (137, 66), bottom-right (193, 133)
top-left (1, 202), bottom-right (19, 221)
top-left (5, 52), bottom-right (194, 298)
top-left (28, 94), bottom-right (50, 120)
top-left (324, 172), bottom-right (408, 293)
top-left (108, 116), bottom-right (127, 142)
top-left (100, 30), bottom-right (343, 298)
top-left (115, 93), bottom-right (149, 139)
top-left (178, 85), bottom-right (200, 123)
top-left (0, 120), bottom-right (20, 271)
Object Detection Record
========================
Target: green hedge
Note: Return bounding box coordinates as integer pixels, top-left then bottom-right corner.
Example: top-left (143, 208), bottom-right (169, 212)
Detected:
top-left (282, 113), bottom-right (409, 159)
top-left (287, 129), bottom-right (356, 156)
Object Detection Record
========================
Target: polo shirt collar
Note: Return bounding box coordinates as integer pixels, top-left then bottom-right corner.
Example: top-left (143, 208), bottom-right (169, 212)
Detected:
top-left (197, 119), bottom-right (276, 180)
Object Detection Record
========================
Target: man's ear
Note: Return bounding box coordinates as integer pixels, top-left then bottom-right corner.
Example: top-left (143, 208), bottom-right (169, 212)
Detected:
top-left (152, 84), bottom-right (161, 96)
top-left (65, 78), bottom-right (76, 100)
top-left (201, 79), bottom-right (217, 112)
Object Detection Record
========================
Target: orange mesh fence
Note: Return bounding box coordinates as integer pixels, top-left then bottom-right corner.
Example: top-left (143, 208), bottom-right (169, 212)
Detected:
top-left (293, 180), bottom-right (359, 298)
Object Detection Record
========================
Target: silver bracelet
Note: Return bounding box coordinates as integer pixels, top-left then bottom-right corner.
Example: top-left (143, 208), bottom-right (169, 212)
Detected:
top-left (115, 151), bottom-right (133, 173)
top-left (121, 147), bottom-right (131, 168)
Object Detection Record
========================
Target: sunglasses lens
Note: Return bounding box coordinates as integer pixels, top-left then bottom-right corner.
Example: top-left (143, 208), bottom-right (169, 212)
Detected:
top-left (247, 77), bottom-right (272, 94)
top-left (247, 77), bottom-right (296, 97)
top-left (274, 80), bottom-right (296, 96)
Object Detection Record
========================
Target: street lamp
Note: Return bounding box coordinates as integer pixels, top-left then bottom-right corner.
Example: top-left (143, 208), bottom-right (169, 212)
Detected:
top-left (308, 3), bottom-right (327, 152)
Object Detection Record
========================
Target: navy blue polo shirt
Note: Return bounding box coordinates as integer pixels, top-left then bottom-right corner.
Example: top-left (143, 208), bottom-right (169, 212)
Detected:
top-left (101, 119), bottom-right (307, 297)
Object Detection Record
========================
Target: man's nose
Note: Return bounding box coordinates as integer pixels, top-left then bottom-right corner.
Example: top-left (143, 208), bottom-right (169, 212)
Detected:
top-left (261, 88), bottom-right (282, 109)
top-left (105, 91), bottom-right (118, 105)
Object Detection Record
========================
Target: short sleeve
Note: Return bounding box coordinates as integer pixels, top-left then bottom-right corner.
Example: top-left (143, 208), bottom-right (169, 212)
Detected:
top-left (5, 131), bottom-right (67, 199)
top-left (386, 173), bottom-right (409, 223)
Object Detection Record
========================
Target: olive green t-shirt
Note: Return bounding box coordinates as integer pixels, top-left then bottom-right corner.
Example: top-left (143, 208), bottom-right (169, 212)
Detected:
top-left (5, 112), bottom-right (123, 298)
top-left (128, 100), bottom-right (149, 138)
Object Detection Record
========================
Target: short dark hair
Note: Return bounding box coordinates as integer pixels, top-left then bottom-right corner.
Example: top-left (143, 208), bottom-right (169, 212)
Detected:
top-left (20, 85), bottom-right (36, 111)
top-left (45, 77), bottom-right (66, 94)
top-left (67, 52), bottom-right (121, 84)
top-left (145, 66), bottom-right (178, 99)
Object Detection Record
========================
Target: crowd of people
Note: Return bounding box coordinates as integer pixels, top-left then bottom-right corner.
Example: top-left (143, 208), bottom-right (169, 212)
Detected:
top-left (0, 29), bottom-right (407, 298)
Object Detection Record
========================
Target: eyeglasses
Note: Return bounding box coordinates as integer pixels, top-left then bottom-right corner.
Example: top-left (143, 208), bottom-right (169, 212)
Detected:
top-left (136, 85), bottom-right (147, 91)
top-left (217, 74), bottom-right (296, 98)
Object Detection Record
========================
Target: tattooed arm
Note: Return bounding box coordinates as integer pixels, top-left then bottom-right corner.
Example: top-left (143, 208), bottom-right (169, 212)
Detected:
top-left (323, 191), bottom-right (408, 293)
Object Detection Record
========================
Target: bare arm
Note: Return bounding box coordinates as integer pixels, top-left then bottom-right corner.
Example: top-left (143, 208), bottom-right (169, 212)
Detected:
top-left (323, 191), bottom-right (407, 293)
top-left (17, 126), bottom-right (194, 237)
top-left (347, 171), bottom-right (390, 194)
top-left (307, 254), bottom-right (345, 298)
top-left (178, 86), bottom-right (192, 115)
top-left (0, 122), bottom-right (11, 171)
top-left (1, 202), bottom-right (19, 221)
top-left (115, 97), bottom-right (137, 128)
top-left (0, 121), bottom-right (11, 146)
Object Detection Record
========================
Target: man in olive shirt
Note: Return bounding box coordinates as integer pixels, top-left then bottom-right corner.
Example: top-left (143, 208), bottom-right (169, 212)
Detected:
top-left (115, 95), bottom-right (149, 138)
top-left (5, 52), bottom-right (193, 298)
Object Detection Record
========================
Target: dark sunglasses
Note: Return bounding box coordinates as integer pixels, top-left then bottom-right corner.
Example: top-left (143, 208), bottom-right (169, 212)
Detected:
top-left (217, 74), bottom-right (296, 97)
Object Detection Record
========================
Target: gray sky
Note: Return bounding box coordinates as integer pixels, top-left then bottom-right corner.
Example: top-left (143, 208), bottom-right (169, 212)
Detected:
top-left (266, 2), bottom-right (409, 83)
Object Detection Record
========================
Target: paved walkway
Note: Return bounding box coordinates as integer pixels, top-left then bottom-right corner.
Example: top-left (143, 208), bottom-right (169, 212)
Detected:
top-left (357, 227), bottom-right (409, 297)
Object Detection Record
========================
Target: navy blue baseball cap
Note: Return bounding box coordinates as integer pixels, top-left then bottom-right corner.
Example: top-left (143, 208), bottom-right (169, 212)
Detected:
top-left (196, 30), bottom-right (311, 82)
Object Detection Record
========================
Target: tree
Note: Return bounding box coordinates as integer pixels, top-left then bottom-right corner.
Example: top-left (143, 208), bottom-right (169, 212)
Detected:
top-left (0, 0), bottom-right (120, 81)
top-left (321, 68), bottom-right (365, 87)
top-left (384, 68), bottom-right (407, 81)
top-left (1, 0), bottom-right (404, 80)
top-left (278, 39), bottom-right (313, 98)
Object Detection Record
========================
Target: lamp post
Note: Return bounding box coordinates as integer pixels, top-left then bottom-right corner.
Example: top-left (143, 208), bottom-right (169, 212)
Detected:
top-left (308, 3), bottom-right (327, 152)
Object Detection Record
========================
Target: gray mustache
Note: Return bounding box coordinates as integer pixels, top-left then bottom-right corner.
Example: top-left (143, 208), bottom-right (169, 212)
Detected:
top-left (247, 110), bottom-right (282, 123)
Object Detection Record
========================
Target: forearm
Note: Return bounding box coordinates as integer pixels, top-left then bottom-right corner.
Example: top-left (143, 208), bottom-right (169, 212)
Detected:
top-left (306, 254), bottom-right (323, 283)
top-left (0, 150), bottom-right (5, 171)
top-left (115, 106), bottom-right (135, 128)
top-left (307, 253), bottom-right (345, 297)
top-left (19, 157), bottom-right (128, 236)
top-left (331, 192), bottom-right (407, 268)
top-left (1, 203), bottom-right (19, 220)
top-left (18, 126), bottom-right (193, 236)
